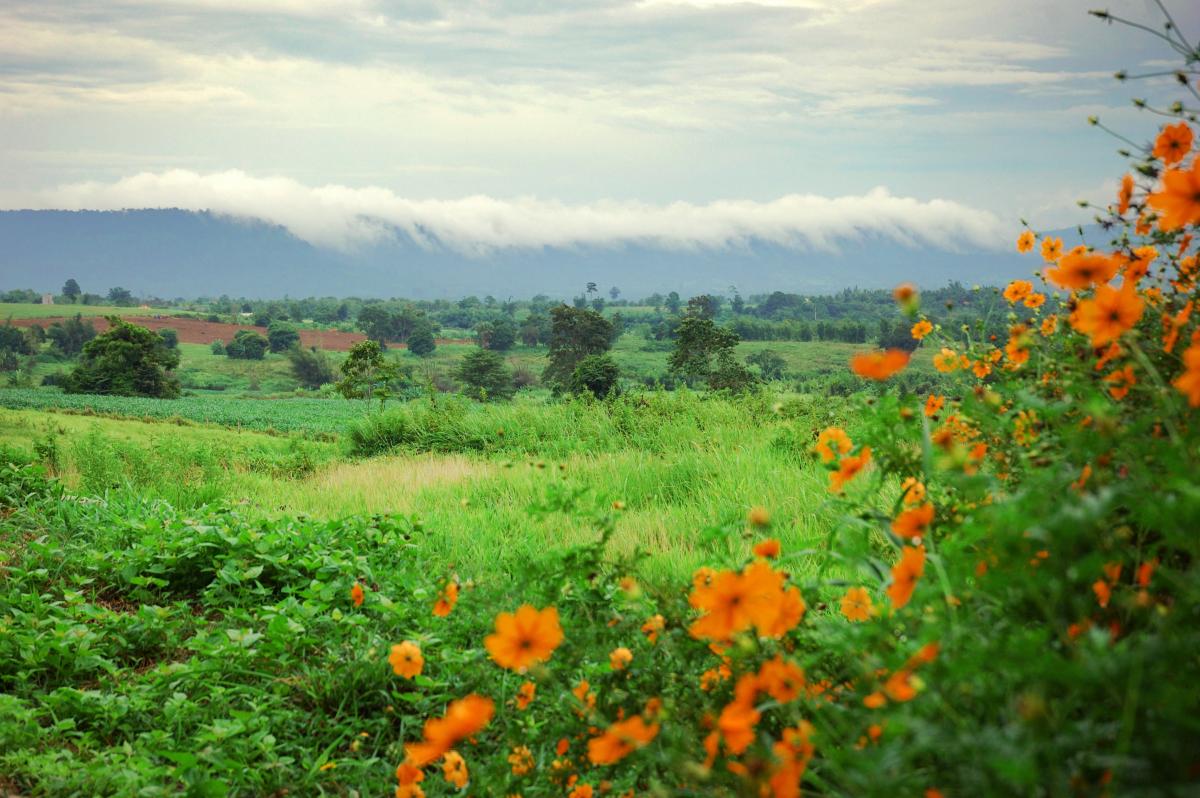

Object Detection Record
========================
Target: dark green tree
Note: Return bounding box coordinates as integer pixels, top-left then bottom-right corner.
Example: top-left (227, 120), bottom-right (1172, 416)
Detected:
top-left (62, 279), bottom-right (81, 303)
top-left (668, 314), bottom-right (739, 382)
top-left (106, 287), bottom-right (134, 306)
top-left (267, 322), bottom-right (300, 353)
top-left (454, 349), bottom-right (513, 401)
top-left (707, 350), bottom-right (758, 393)
top-left (407, 320), bottom-right (437, 357)
top-left (476, 316), bottom-right (517, 351)
top-left (568, 354), bottom-right (620, 398)
top-left (543, 305), bottom-right (615, 393)
top-left (46, 314), bottom-right (96, 356)
top-left (63, 318), bottom-right (181, 398)
top-left (665, 291), bottom-right (682, 315)
top-left (336, 340), bottom-right (400, 411)
top-left (226, 330), bottom-right (268, 360)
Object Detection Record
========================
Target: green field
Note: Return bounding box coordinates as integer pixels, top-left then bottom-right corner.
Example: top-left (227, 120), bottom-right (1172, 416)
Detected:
top-left (0, 302), bottom-right (183, 319)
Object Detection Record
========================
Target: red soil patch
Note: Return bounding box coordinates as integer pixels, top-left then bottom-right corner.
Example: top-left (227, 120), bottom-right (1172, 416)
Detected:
top-left (9, 316), bottom-right (470, 352)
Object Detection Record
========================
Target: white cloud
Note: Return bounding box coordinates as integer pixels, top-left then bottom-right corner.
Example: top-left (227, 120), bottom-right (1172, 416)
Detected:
top-left (8, 169), bottom-right (1011, 254)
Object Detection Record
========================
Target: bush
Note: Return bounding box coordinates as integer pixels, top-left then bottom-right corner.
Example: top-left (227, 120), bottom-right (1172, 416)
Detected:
top-left (63, 318), bottom-right (181, 398)
top-left (287, 345), bottom-right (334, 389)
top-left (210, 339), bottom-right (225, 355)
top-left (455, 349), bottom-right (513, 401)
top-left (568, 353), bottom-right (620, 398)
top-left (158, 328), bottom-right (179, 349)
top-left (226, 330), bottom-right (268, 360)
top-left (267, 322), bottom-right (300, 353)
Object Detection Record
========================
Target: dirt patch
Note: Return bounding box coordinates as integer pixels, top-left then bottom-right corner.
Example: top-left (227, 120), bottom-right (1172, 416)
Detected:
top-left (9, 316), bottom-right (470, 352)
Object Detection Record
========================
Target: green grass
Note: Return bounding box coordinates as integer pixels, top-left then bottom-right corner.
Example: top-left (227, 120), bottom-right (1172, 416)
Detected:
top-left (0, 303), bottom-right (183, 319)
top-left (0, 388), bottom-right (363, 436)
top-left (173, 344), bottom-right (304, 394)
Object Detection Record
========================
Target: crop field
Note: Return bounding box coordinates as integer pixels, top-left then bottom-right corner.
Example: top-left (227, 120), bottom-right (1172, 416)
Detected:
top-left (0, 303), bottom-right (184, 319)
top-left (0, 388), bottom-right (361, 435)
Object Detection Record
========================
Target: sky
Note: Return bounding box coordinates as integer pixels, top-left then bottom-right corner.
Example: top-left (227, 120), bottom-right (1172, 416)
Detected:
top-left (1, 0), bottom-right (1197, 254)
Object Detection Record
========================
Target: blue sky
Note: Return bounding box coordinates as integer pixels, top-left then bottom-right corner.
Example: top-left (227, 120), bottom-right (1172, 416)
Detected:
top-left (1, 0), bottom-right (1196, 253)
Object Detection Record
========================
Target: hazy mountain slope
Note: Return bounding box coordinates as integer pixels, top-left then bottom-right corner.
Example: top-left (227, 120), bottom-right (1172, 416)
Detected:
top-left (0, 209), bottom-right (1042, 299)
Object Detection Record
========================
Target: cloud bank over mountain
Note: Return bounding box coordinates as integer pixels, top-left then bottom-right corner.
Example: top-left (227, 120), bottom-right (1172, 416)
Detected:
top-left (9, 170), bottom-right (1011, 255)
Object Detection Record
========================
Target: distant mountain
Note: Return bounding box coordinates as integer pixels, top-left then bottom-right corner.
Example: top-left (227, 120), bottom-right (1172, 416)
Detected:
top-left (0, 209), bottom-right (1041, 299)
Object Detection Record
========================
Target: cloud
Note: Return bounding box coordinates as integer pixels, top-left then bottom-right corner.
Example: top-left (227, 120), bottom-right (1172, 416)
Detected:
top-left (8, 169), bottom-right (1011, 254)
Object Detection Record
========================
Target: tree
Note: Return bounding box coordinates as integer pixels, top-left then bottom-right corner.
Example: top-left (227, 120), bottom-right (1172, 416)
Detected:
top-left (665, 291), bottom-right (682, 315)
top-left (63, 318), bottom-right (180, 398)
top-left (609, 286), bottom-right (621, 301)
top-left (519, 312), bottom-right (551, 347)
top-left (707, 350), bottom-right (758, 393)
top-left (569, 354), bottom-right (620, 398)
top-left (106, 287), bottom-right (134, 306)
top-left (686, 294), bottom-right (720, 319)
top-left (210, 340), bottom-right (225, 356)
top-left (336, 340), bottom-right (400, 411)
top-left (407, 320), bottom-right (437, 357)
top-left (543, 305), bottom-right (615, 393)
top-left (62, 279), bottom-right (81, 303)
top-left (476, 316), bottom-right (517, 351)
top-left (357, 305), bottom-right (393, 346)
top-left (226, 330), bottom-right (268, 360)
top-left (158, 328), bottom-right (179, 349)
top-left (288, 346), bottom-right (334, 389)
top-left (668, 314), bottom-right (739, 382)
top-left (46, 314), bottom-right (96, 356)
top-left (746, 349), bottom-right (787, 381)
top-left (731, 293), bottom-right (745, 315)
top-left (455, 349), bottom-right (514, 401)
top-left (267, 322), bottom-right (300, 353)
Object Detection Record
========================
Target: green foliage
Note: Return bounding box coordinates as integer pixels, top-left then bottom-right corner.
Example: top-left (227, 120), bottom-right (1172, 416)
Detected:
top-left (568, 353), bottom-right (620, 398)
top-left (46, 314), bottom-right (97, 356)
top-left (225, 330), bottom-right (268, 360)
top-left (474, 316), bottom-right (517, 351)
top-left (746, 348), bottom-right (787, 380)
top-left (337, 340), bottom-right (402, 411)
top-left (454, 348), bottom-right (514, 401)
top-left (543, 305), bottom-right (614, 393)
top-left (706, 349), bottom-right (758, 393)
top-left (266, 322), bottom-right (300, 353)
top-left (668, 313), bottom-right (740, 382)
top-left (407, 320), bottom-right (437, 357)
top-left (158, 328), bottom-right (179, 349)
top-left (210, 339), bottom-right (225, 356)
top-left (63, 318), bottom-right (181, 399)
top-left (287, 346), bottom-right (334, 390)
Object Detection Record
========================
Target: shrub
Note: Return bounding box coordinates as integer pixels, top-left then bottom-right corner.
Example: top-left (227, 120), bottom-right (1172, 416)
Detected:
top-left (63, 318), bottom-right (181, 398)
top-left (287, 346), bottom-right (334, 389)
top-left (226, 330), bottom-right (268, 360)
top-left (267, 322), bottom-right (300, 353)
top-left (455, 349), bottom-right (514, 401)
top-left (158, 328), bottom-right (178, 349)
top-left (568, 353), bottom-right (620, 398)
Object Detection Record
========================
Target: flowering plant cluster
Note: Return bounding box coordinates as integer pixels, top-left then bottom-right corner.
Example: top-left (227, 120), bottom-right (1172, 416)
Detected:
top-left (342, 15), bottom-right (1200, 797)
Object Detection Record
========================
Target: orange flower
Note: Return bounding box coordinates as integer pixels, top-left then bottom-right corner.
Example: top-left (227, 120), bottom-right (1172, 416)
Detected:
top-left (1093, 579), bottom-right (1112, 609)
top-left (932, 348), bottom-right (959, 373)
top-left (1118, 173), bottom-right (1134, 215)
top-left (586, 716), bottom-right (660, 765)
top-left (442, 750), bottom-right (468, 788)
top-left (1045, 250), bottom-right (1120, 290)
top-left (972, 360), bottom-right (992, 379)
top-left (1024, 292), bottom-right (1046, 309)
top-left (884, 670), bottom-right (917, 702)
top-left (753, 538), bottom-right (781, 559)
top-left (1003, 280), bottom-right (1033, 303)
top-left (1016, 230), bottom-right (1035, 253)
top-left (350, 582), bottom-right (364, 607)
top-left (508, 745), bottom-right (535, 776)
top-left (1070, 283), bottom-right (1144, 347)
top-left (1148, 159), bottom-right (1200, 230)
top-left (891, 503), bottom-right (934, 540)
top-left (886, 546), bottom-right (926, 609)
top-left (1173, 344), bottom-right (1200, 406)
top-left (747, 505), bottom-right (771, 527)
top-left (690, 561), bottom-right (803, 641)
top-left (484, 605), bottom-right (564, 672)
top-left (396, 761), bottom-right (425, 786)
top-left (569, 785), bottom-right (594, 798)
top-left (758, 655), bottom-right (805, 703)
top-left (900, 477), bottom-right (926, 505)
top-left (609, 647), bottom-right (633, 671)
top-left (717, 700), bottom-right (760, 755)
top-left (850, 349), bottom-right (911, 380)
top-left (910, 319), bottom-right (933, 340)
top-left (924, 394), bottom-right (944, 417)
top-left (1152, 121), bottom-right (1193, 165)
top-left (840, 587), bottom-right (873, 622)
top-left (815, 427), bottom-right (852, 462)
top-left (389, 641), bottom-right (424, 679)
top-left (829, 447), bottom-right (871, 494)
top-left (433, 581), bottom-right (459, 617)
top-left (1040, 314), bottom-right (1059, 336)
top-left (404, 695), bottom-right (495, 767)
top-left (1104, 365), bottom-right (1136, 400)
top-left (1041, 237), bottom-right (1063, 263)
top-left (641, 614), bottom-right (664, 643)
top-left (892, 282), bottom-right (917, 303)
top-left (516, 681), bottom-right (536, 710)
